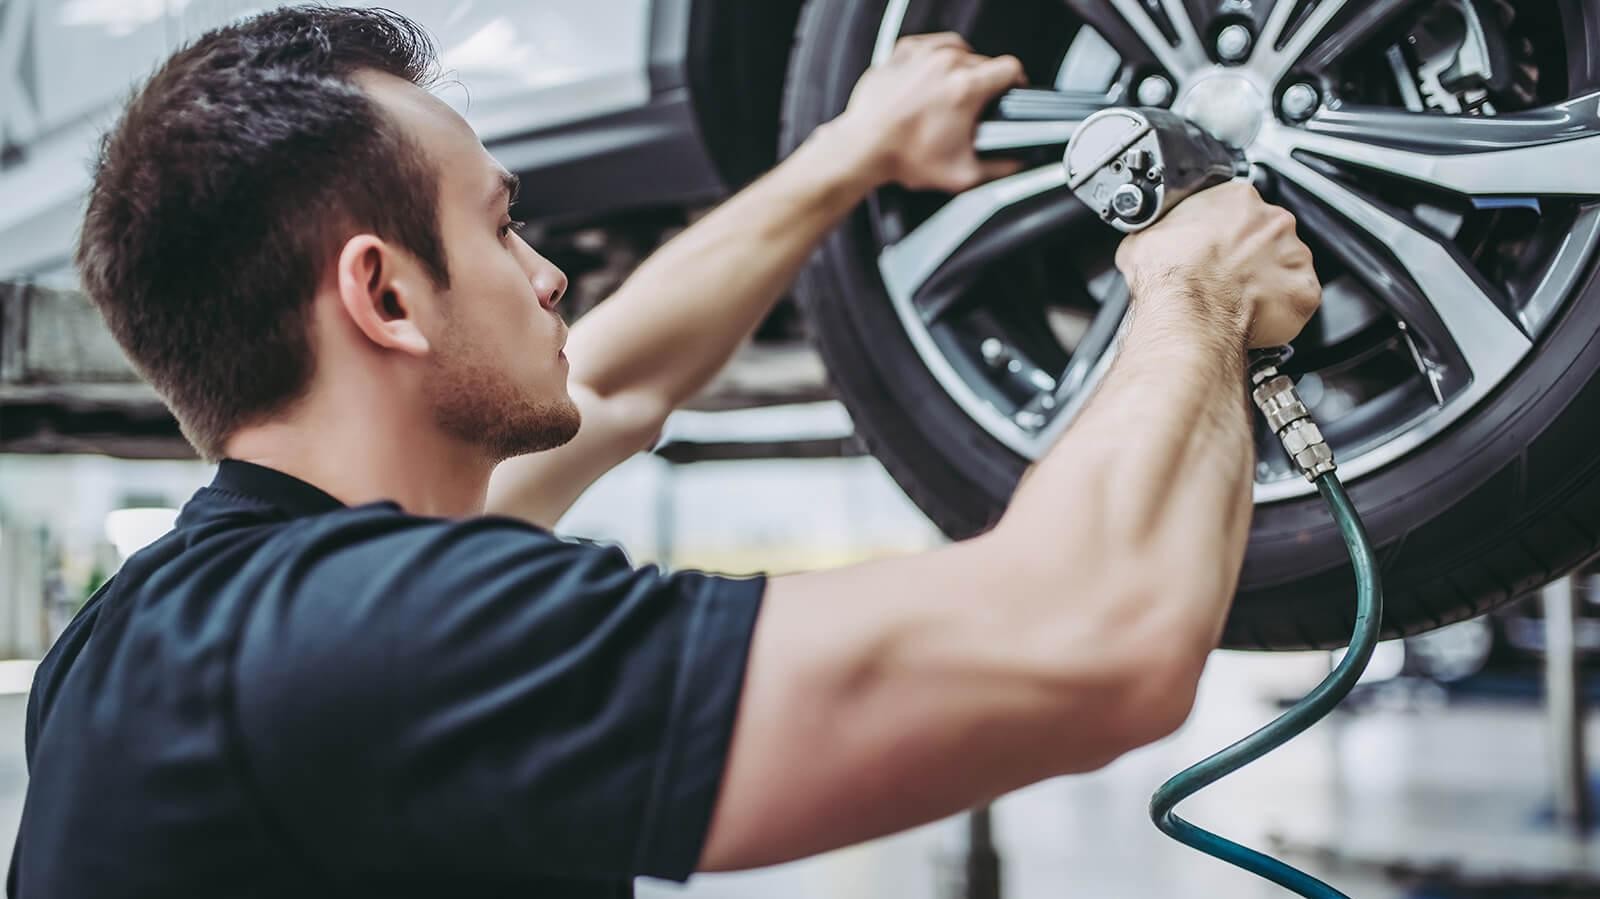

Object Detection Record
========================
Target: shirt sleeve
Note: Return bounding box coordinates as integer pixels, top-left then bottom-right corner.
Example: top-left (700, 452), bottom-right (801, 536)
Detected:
top-left (230, 509), bottom-right (764, 884)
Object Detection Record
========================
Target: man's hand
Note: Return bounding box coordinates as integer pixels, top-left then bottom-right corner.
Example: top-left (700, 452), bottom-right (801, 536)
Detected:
top-left (832, 33), bottom-right (1026, 193)
top-left (1114, 182), bottom-right (1322, 348)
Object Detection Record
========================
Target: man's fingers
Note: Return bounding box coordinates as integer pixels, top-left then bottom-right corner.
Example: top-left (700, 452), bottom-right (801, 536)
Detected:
top-left (934, 156), bottom-right (1026, 194)
top-left (964, 55), bottom-right (1028, 102)
top-left (893, 31), bottom-right (973, 59)
top-left (860, 34), bottom-right (1035, 194)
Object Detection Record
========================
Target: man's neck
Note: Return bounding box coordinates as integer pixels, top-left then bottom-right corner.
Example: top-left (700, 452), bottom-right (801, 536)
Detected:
top-left (224, 418), bottom-right (493, 518)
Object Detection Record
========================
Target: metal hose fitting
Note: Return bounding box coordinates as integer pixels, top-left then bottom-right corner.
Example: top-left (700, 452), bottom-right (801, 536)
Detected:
top-left (1250, 362), bottom-right (1335, 481)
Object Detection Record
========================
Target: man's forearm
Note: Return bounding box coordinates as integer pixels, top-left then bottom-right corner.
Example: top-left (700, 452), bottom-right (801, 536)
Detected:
top-left (709, 285), bottom-right (1258, 866)
top-left (562, 121), bottom-right (884, 410)
top-left (999, 273), bottom-right (1254, 670)
top-left (486, 125), bottom-right (886, 527)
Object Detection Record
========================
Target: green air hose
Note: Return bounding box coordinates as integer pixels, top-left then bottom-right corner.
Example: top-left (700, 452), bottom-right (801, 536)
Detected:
top-left (1152, 359), bottom-right (1376, 889)
top-left (1057, 104), bottom-right (1383, 894)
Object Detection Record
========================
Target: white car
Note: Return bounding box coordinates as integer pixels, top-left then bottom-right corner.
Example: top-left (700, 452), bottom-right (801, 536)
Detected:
top-left (6, 0), bottom-right (1600, 652)
top-left (0, 0), bottom-right (803, 279)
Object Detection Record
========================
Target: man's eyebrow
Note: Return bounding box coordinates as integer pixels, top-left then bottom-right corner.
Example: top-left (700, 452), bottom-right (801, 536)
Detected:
top-left (491, 171), bottom-right (521, 210)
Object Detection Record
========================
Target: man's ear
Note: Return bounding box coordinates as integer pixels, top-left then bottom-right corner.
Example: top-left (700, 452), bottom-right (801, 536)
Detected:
top-left (334, 234), bottom-right (433, 357)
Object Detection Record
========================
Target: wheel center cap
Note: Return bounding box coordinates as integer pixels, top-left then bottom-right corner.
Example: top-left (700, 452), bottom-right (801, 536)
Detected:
top-left (1176, 73), bottom-right (1266, 149)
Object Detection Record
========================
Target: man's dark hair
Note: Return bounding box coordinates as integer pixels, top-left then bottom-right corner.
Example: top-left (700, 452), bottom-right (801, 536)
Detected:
top-left (78, 5), bottom-right (450, 460)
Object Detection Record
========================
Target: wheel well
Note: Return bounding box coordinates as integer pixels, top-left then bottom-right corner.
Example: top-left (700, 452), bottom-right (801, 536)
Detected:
top-left (686, 0), bottom-right (809, 190)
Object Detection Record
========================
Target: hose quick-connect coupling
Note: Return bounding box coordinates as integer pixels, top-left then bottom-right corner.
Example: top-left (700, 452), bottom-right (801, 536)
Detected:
top-left (1250, 363), bottom-right (1336, 481)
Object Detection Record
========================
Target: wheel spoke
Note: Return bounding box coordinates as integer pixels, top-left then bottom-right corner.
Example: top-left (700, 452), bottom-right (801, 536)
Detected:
top-left (1034, 305), bottom-right (1130, 448)
top-left (1275, 177), bottom-right (1462, 399)
top-left (976, 89), bottom-right (1116, 153)
top-left (1263, 97), bottom-right (1600, 197)
top-left (1303, 93), bottom-right (1600, 154)
top-left (1298, 0), bottom-right (1426, 73)
top-left (1256, 141), bottom-right (1531, 397)
top-left (1056, 279), bottom-right (1129, 399)
top-left (1255, 0), bottom-right (1352, 86)
top-left (879, 165), bottom-right (1073, 323)
top-left (919, 197), bottom-right (1097, 324)
top-left (1063, 0), bottom-right (1207, 80)
top-left (1156, 0), bottom-right (1205, 63)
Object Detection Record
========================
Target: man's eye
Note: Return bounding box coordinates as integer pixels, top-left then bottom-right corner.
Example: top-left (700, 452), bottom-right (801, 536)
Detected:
top-left (499, 220), bottom-right (527, 239)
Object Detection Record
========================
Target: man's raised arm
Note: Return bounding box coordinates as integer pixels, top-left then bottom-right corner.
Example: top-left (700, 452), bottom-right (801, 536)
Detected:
top-left (487, 35), bottom-right (1024, 527)
top-left (699, 182), bottom-right (1322, 871)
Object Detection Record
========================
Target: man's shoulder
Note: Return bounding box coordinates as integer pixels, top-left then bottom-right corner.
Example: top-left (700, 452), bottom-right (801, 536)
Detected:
top-left (80, 502), bottom-right (602, 684)
top-left (224, 507), bottom-right (630, 642)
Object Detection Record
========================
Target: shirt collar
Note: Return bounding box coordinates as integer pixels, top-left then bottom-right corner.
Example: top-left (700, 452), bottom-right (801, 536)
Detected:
top-left (207, 459), bottom-right (347, 518)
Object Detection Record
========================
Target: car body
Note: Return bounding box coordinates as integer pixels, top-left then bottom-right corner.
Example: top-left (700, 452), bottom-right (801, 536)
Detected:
top-left (1, 0), bottom-right (812, 456)
top-left (0, 0), bottom-right (803, 283)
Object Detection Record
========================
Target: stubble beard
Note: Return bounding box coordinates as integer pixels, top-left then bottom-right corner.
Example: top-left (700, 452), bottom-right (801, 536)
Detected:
top-left (427, 338), bottom-right (581, 463)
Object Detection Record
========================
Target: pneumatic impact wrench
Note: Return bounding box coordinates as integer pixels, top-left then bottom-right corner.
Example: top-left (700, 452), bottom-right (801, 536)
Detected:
top-left (1065, 106), bottom-right (1334, 482)
top-left (1063, 109), bottom-right (1381, 898)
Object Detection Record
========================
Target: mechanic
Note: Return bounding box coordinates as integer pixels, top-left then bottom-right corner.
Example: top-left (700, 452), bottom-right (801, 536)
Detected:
top-left (9, 6), bottom-right (1321, 897)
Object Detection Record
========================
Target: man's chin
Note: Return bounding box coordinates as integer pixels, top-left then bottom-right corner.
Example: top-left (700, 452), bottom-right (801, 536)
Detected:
top-left (496, 398), bottom-right (582, 460)
top-left (545, 399), bottom-right (583, 450)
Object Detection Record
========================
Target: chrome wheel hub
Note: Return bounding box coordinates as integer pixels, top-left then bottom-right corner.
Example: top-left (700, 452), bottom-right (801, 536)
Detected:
top-left (1176, 72), bottom-right (1267, 150)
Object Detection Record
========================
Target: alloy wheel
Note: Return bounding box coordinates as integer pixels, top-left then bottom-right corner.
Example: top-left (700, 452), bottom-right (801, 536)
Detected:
top-left (870, 0), bottom-right (1600, 502)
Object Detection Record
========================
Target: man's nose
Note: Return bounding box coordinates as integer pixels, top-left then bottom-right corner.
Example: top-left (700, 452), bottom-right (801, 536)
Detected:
top-left (532, 266), bottom-right (568, 311)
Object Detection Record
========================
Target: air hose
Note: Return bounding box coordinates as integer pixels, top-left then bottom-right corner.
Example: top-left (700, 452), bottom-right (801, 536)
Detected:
top-left (1148, 356), bottom-right (1383, 898)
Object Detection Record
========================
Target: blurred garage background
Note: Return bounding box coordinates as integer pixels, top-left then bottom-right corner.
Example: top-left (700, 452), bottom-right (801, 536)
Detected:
top-left (5, 0), bottom-right (1600, 896)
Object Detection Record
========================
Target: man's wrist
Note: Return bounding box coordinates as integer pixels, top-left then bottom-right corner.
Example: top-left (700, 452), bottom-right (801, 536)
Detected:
top-left (1125, 265), bottom-right (1250, 348)
top-left (805, 114), bottom-right (897, 192)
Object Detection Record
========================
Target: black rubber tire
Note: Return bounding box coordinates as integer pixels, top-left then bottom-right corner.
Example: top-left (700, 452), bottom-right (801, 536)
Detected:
top-left (780, 0), bottom-right (1600, 650)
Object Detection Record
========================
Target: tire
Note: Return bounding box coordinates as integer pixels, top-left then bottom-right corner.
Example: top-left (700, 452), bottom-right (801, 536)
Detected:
top-left (780, 0), bottom-right (1600, 650)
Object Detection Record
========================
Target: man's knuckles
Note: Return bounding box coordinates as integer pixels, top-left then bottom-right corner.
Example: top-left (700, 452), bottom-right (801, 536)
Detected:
top-left (893, 32), bottom-right (971, 58)
top-left (1293, 277), bottom-right (1324, 317)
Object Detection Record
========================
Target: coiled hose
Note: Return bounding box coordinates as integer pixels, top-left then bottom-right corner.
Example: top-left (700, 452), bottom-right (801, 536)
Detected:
top-left (1149, 473), bottom-right (1382, 898)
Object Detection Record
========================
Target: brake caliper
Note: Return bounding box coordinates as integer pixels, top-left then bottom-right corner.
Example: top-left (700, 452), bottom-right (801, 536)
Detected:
top-left (1393, 0), bottom-right (1539, 115)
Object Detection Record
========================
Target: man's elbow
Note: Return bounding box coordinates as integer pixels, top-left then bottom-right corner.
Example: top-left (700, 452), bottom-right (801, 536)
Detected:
top-left (1111, 644), bottom-right (1205, 751)
top-left (988, 536), bottom-right (1213, 769)
top-left (582, 382), bottom-right (672, 455)
top-left (1072, 585), bottom-right (1213, 766)
top-left (1062, 658), bottom-right (1202, 774)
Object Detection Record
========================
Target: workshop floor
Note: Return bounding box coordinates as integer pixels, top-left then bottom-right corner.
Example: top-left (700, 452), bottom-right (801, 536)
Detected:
top-left (0, 653), bottom-right (1592, 897)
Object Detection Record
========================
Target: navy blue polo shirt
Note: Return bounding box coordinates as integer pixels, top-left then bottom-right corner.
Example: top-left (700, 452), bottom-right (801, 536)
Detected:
top-left (9, 460), bottom-right (765, 897)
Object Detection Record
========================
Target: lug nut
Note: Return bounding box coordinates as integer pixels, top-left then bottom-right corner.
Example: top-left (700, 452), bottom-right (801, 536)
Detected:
top-left (1014, 410), bottom-right (1047, 430)
top-left (980, 338), bottom-right (1006, 366)
top-left (1216, 23), bottom-right (1253, 63)
top-left (1136, 74), bottom-right (1175, 108)
top-left (1280, 82), bottom-right (1321, 122)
